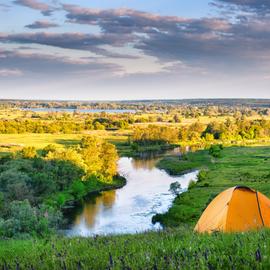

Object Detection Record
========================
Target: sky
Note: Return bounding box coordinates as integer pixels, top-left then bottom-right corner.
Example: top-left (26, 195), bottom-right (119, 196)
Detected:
top-left (0, 0), bottom-right (270, 100)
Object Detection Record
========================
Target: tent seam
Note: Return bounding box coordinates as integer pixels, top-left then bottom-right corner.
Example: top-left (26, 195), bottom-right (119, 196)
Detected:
top-left (224, 186), bottom-right (237, 231)
top-left (256, 192), bottom-right (265, 227)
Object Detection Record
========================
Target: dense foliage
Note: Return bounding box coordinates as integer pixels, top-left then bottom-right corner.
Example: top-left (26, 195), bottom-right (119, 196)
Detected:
top-left (0, 136), bottom-right (119, 238)
top-left (0, 118), bottom-right (130, 134)
top-left (133, 125), bottom-right (179, 145)
top-left (180, 118), bottom-right (270, 143)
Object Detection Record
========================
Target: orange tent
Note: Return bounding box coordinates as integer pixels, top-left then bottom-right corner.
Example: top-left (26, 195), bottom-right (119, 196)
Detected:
top-left (194, 186), bottom-right (270, 233)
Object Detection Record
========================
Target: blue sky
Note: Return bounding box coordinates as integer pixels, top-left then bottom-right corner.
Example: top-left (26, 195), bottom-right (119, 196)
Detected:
top-left (0, 0), bottom-right (270, 100)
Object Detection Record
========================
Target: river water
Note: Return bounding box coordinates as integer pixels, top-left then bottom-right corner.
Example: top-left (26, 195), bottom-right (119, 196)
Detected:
top-left (66, 151), bottom-right (198, 236)
top-left (22, 108), bottom-right (136, 114)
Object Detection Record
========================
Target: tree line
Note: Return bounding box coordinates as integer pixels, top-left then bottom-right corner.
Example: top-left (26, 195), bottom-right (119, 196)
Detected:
top-left (132, 119), bottom-right (270, 146)
top-left (0, 118), bottom-right (130, 133)
top-left (181, 118), bottom-right (270, 143)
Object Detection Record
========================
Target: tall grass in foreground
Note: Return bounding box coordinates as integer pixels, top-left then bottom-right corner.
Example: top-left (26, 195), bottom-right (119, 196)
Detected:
top-left (0, 228), bottom-right (269, 269)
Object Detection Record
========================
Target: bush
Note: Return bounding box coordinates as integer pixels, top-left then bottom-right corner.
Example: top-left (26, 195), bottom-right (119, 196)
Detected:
top-left (209, 144), bottom-right (223, 158)
top-left (70, 180), bottom-right (87, 200)
top-left (0, 200), bottom-right (62, 238)
top-left (41, 144), bottom-right (57, 157)
top-left (21, 147), bottom-right (37, 159)
top-left (197, 170), bottom-right (208, 182)
top-left (188, 180), bottom-right (197, 190)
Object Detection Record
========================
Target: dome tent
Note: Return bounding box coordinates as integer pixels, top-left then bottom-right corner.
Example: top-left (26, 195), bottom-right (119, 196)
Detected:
top-left (194, 186), bottom-right (270, 233)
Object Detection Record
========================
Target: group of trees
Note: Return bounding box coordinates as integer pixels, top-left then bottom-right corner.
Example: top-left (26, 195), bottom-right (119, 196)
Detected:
top-left (180, 118), bottom-right (270, 143)
top-left (132, 118), bottom-right (270, 147)
top-left (0, 136), bottom-right (119, 238)
top-left (0, 118), bottom-right (130, 134)
top-left (133, 125), bottom-right (179, 145)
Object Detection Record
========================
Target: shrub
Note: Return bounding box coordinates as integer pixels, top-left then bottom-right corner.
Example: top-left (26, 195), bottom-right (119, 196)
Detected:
top-left (197, 170), bottom-right (208, 182)
top-left (0, 200), bottom-right (62, 238)
top-left (21, 147), bottom-right (37, 159)
top-left (209, 144), bottom-right (223, 158)
top-left (70, 181), bottom-right (87, 200)
top-left (188, 180), bottom-right (197, 190)
top-left (41, 144), bottom-right (57, 157)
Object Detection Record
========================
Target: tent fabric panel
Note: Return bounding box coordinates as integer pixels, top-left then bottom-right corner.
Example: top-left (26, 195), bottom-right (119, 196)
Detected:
top-left (194, 187), bottom-right (235, 233)
top-left (225, 188), bottom-right (263, 232)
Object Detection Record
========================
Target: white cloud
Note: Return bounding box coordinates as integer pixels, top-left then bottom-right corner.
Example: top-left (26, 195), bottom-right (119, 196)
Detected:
top-left (0, 68), bottom-right (23, 77)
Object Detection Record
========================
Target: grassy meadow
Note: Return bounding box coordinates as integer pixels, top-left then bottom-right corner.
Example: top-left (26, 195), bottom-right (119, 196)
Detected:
top-left (0, 139), bottom-right (270, 268)
top-left (0, 228), bottom-right (269, 269)
top-left (155, 146), bottom-right (270, 227)
top-left (0, 130), bottom-right (132, 156)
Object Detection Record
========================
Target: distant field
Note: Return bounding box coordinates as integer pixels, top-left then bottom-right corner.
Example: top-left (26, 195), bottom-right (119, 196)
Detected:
top-left (0, 130), bottom-right (130, 151)
top-left (134, 115), bottom-right (270, 127)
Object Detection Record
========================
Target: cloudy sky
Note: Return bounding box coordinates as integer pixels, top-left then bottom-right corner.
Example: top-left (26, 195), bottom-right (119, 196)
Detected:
top-left (0, 0), bottom-right (270, 100)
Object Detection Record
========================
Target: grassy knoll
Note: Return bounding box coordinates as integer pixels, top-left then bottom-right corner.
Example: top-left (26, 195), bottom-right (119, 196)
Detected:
top-left (0, 228), bottom-right (269, 269)
top-left (155, 146), bottom-right (270, 227)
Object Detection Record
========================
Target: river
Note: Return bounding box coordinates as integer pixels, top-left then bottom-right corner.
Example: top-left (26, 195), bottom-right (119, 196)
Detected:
top-left (22, 108), bottom-right (136, 114)
top-left (65, 150), bottom-right (198, 236)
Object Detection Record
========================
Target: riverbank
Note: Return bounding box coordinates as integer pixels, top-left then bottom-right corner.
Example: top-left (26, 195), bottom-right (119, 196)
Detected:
top-left (61, 175), bottom-right (127, 210)
top-left (65, 156), bottom-right (197, 236)
top-left (154, 146), bottom-right (270, 227)
top-left (1, 228), bottom-right (269, 269)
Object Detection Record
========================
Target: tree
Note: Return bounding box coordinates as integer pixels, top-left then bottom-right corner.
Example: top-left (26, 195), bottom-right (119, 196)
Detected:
top-left (0, 169), bottom-right (33, 202)
top-left (169, 182), bottom-right (181, 195)
top-left (41, 144), bottom-right (57, 157)
top-left (133, 125), bottom-right (179, 145)
top-left (81, 136), bottom-right (103, 175)
top-left (100, 142), bottom-right (119, 180)
top-left (80, 136), bottom-right (119, 180)
top-left (21, 146), bottom-right (37, 159)
top-left (46, 148), bottom-right (86, 172)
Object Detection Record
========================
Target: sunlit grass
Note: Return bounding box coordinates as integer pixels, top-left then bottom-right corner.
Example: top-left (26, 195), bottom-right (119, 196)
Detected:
top-left (0, 130), bottom-right (130, 150)
top-left (156, 146), bottom-right (270, 227)
top-left (0, 228), bottom-right (269, 269)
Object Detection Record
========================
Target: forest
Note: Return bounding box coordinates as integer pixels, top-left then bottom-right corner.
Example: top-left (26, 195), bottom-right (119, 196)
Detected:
top-left (0, 136), bottom-right (120, 238)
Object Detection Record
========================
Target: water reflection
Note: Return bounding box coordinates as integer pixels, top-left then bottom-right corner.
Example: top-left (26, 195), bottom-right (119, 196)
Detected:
top-left (66, 154), bottom-right (198, 237)
top-left (73, 191), bottom-right (116, 227)
top-left (131, 147), bottom-right (184, 170)
top-left (131, 157), bottom-right (160, 170)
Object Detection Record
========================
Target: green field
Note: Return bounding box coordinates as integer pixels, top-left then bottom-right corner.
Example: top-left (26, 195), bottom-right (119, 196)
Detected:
top-left (0, 228), bottom-right (269, 269)
top-left (155, 146), bottom-right (270, 227)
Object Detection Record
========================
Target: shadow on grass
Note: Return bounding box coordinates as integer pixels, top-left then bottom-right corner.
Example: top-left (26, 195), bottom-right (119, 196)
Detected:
top-left (55, 139), bottom-right (81, 146)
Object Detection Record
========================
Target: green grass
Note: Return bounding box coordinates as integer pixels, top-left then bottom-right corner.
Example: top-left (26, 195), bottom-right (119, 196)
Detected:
top-left (157, 149), bottom-right (211, 175)
top-left (155, 146), bottom-right (270, 227)
top-left (0, 228), bottom-right (269, 269)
